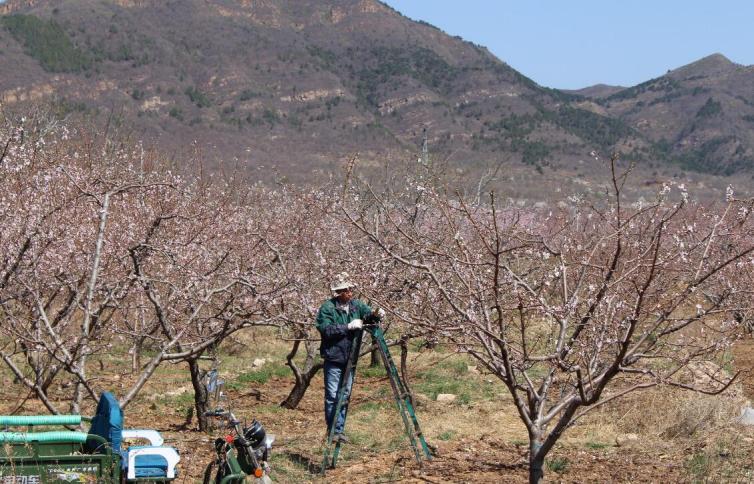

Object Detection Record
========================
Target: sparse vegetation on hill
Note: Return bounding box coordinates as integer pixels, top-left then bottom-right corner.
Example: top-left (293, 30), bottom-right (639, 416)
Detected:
top-left (603, 76), bottom-right (681, 102)
top-left (184, 85), bottom-right (211, 107)
top-left (696, 96), bottom-right (723, 118)
top-left (550, 106), bottom-right (636, 149)
top-left (0, 0), bottom-right (751, 197)
top-left (1, 13), bottom-right (91, 72)
top-left (476, 107), bottom-right (637, 167)
top-left (352, 46), bottom-right (459, 107)
top-left (677, 136), bottom-right (753, 175)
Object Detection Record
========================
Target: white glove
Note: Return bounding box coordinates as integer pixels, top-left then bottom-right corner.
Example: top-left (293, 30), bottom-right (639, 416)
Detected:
top-left (347, 319), bottom-right (363, 330)
top-left (376, 308), bottom-right (386, 319)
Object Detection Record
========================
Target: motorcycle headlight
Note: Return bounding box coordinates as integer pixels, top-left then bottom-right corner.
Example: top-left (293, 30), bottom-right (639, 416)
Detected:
top-left (242, 419), bottom-right (266, 448)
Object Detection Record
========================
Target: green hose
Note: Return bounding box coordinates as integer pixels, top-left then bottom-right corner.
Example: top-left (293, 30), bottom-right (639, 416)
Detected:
top-left (0, 431), bottom-right (89, 443)
top-left (0, 415), bottom-right (82, 426)
top-left (219, 472), bottom-right (246, 484)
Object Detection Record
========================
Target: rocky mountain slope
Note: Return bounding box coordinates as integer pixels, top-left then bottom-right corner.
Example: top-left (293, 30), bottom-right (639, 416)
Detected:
top-left (1, 0), bottom-right (752, 195)
top-left (589, 54), bottom-right (754, 175)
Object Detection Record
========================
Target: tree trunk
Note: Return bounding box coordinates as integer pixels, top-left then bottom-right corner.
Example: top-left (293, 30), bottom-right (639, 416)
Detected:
top-left (71, 383), bottom-right (83, 415)
top-left (131, 340), bottom-right (142, 373)
top-left (529, 438), bottom-right (545, 484)
top-left (399, 339), bottom-right (416, 407)
top-left (280, 363), bottom-right (322, 409)
top-left (369, 345), bottom-right (380, 367)
top-left (188, 358), bottom-right (209, 431)
top-left (280, 338), bottom-right (323, 409)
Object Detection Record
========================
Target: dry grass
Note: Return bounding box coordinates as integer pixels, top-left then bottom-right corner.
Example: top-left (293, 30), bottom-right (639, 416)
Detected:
top-left (563, 382), bottom-right (752, 482)
top-left (3, 329), bottom-right (754, 482)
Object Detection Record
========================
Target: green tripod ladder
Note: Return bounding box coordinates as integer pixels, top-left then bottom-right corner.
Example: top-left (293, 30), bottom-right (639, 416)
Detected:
top-left (322, 324), bottom-right (432, 473)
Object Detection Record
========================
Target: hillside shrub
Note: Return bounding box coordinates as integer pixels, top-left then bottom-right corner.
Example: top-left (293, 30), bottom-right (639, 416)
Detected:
top-left (549, 106), bottom-right (635, 149)
top-left (185, 86), bottom-right (211, 108)
top-left (355, 46), bottom-right (460, 107)
top-left (169, 106), bottom-right (183, 120)
top-left (239, 89), bottom-right (262, 101)
top-left (604, 76), bottom-right (680, 102)
top-left (677, 136), bottom-right (732, 174)
top-left (1, 14), bottom-right (91, 72)
top-left (262, 108), bottom-right (280, 126)
top-left (696, 97), bottom-right (722, 118)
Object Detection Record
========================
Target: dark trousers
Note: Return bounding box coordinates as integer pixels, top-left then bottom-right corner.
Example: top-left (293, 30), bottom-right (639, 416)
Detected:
top-left (324, 361), bottom-right (354, 434)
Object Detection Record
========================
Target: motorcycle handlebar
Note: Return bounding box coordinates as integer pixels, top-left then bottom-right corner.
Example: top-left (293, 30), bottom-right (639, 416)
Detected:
top-left (203, 409), bottom-right (233, 418)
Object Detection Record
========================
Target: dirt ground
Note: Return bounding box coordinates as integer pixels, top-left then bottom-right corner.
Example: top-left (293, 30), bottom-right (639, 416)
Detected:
top-left (117, 371), bottom-right (687, 483)
top-left (4, 335), bottom-right (754, 483)
top-left (734, 338), bottom-right (754, 403)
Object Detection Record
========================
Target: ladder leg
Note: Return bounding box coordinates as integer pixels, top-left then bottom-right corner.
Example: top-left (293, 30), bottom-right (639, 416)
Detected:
top-left (383, 348), bottom-right (432, 459)
top-left (322, 329), bottom-right (363, 474)
top-left (369, 327), bottom-right (432, 464)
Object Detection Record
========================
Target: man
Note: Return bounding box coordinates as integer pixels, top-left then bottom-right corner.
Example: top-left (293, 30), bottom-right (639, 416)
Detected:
top-left (316, 272), bottom-right (373, 443)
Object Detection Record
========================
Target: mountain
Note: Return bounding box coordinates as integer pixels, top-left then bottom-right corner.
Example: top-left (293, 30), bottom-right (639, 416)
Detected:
top-left (589, 54), bottom-right (754, 175)
top-left (0, 0), bottom-right (752, 197)
top-left (566, 84), bottom-right (626, 99)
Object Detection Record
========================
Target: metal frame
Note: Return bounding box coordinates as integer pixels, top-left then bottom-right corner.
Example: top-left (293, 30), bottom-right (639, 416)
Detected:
top-left (0, 412), bottom-right (179, 483)
top-left (321, 324), bottom-right (431, 474)
top-left (0, 431), bottom-right (119, 483)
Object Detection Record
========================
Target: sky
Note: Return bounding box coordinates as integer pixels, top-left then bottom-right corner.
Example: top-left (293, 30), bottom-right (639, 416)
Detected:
top-left (382, 0), bottom-right (754, 90)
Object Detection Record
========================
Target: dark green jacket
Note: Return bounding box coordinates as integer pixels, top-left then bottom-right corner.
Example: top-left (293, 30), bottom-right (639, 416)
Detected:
top-left (316, 298), bottom-right (372, 364)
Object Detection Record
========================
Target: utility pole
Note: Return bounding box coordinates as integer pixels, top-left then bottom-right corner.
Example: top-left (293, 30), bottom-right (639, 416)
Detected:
top-left (418, 127), bottom-right (430, 166)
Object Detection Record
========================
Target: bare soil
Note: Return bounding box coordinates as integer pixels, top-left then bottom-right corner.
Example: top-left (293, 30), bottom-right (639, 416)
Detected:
top-left (734, 339), bottom-right (754, 401)
top-left (113, 375), bottom-right (687, 483)
top-left (4, 337), bottom-right (754, 482)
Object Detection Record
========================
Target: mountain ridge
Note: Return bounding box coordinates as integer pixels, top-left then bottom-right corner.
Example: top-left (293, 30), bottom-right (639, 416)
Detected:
top-left (0, 0), bottom-right (752, 197)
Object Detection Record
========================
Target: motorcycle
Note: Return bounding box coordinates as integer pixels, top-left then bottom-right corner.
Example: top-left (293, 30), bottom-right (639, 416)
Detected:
top-left (202, 407), bottom-right (275, 484)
